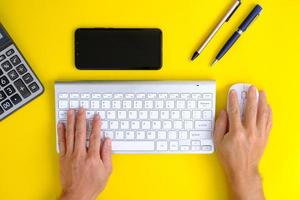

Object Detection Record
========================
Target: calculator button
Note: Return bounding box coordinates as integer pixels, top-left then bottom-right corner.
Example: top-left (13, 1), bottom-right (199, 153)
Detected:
top-left (14, 79), bottom-right (31, 98)
top-left (0, 106), bottom-right (4, 115)
top-left (1, 61), bottom-right (13, 72)
top-left (28, 82), bottom-right (39, 93)
top-left (16, 64), bottom-right (27, 75)
top-left (0, 54), bottom-right (5, 62)
top-left (5, 49), bottom-right (15, 57)
top-left (10, 55), bottom-right (21, 66)
top-left (1, 99), bottom-right (13, 110)
top-left (0, 91), bottom-right (7, 102)
top-left (0, 76), bottom-right (9, 87)
top-left (10, 94), bottom-right (22, 105)
top-left (22, 73), bottom-right (33, 84)
top-left (7, 70), bottom-right (19, 81)
top-left (4, 85), bottom-right (16, 96)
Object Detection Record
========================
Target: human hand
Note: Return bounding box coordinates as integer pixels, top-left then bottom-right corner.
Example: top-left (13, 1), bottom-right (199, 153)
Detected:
top-left (214, 86), bottom-right (272, 200)
top-left (57, 108), bottom-right (112, 200)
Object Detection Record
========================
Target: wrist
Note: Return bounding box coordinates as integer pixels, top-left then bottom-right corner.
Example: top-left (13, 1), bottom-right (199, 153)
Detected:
top-left (227, 168), bottom-right (264, 200)
top-left (60, 190), bottom-right (97, 200)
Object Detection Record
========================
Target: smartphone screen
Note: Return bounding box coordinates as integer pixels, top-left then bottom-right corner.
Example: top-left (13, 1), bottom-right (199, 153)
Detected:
top-left (75, 28), bottom-right (162, 70)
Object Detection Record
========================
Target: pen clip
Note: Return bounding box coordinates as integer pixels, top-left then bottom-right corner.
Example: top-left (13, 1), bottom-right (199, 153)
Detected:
top-left (225, 0), bottom-right (242, 22)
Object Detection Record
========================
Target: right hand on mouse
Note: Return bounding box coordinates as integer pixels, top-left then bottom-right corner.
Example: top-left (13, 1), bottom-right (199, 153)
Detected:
top-left (214, 86), bottom-right (272, 200)
top-left (58, 108), bottom-right (112, 200)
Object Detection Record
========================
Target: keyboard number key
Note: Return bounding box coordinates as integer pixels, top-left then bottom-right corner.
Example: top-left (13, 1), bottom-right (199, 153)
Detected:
top-left (4, 85), bottom-right (16, 96)
top-left (0, 76), bottom-right (9, 87)
top-left (1, 99), bottom-right (13, 110)
top-left (0, 91), bottom-right (7, 102)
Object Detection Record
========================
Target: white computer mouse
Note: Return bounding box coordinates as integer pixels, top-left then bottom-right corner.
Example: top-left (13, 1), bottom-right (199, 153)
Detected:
top-left (228, 83), bottom-right (259, 118)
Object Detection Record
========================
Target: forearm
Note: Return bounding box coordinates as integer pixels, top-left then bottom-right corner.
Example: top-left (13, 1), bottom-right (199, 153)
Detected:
top-left (228, 169), bottom-right (265, 200)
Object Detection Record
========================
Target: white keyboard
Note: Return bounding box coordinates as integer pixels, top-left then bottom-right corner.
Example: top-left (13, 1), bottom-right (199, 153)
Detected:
top-left (55, 81), bottom-right (216, 154)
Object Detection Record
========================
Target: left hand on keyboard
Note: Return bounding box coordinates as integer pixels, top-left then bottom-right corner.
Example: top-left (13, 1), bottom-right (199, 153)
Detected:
top-left (58, 108), bottom-right (112, 200)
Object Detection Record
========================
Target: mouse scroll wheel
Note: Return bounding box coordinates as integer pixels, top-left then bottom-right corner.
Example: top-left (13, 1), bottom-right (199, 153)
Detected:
top-left (241, 91), bottom-right (247, 100)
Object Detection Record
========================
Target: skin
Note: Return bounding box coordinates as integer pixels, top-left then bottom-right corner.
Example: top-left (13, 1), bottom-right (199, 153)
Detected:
top-left (57, 86), bottom-right (272, 200)
top-left (57, 108), bottom-right (112, 200)
top-left (214, 86), bottom-right (272, 200)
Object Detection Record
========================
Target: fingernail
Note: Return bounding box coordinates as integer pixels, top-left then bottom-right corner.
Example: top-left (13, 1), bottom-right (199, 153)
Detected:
top-left (107, 139), bottom-right (112, 148)
top-left (94, 113), bottom-right (100, 120)
top-left (58, 122), bottom-right (63, 128)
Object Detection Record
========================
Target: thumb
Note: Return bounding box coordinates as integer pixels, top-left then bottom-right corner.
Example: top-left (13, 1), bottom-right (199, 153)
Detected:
top-left (214, 110), bottom-right (228, 146)
top-left (101, 138), bottom-right (113, 174)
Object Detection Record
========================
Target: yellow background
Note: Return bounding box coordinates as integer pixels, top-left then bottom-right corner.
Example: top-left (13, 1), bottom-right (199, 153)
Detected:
top-left (0, 0), bottom-right (299, 199)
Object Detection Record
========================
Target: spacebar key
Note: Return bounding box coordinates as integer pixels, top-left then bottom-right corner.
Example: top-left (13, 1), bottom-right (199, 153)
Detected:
top-left (112, 141), bottom-right (155, 151)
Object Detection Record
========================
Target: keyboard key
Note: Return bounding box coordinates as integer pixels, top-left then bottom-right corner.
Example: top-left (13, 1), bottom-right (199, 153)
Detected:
top-left (125, 131), bottom-right (134, 139)
top-left (70, 101), bottom-right (79, 109)
top-left (120, 121), bottom-right (129, 129)
top-left (136, 131), bottom-right (146, 140)
top-left (5, 49), bottom-right (14, 56)
top-left (190, 131), bottom-right (211, 139)
top-left (13, 79), bottom-right (31, 98)
top-left (156, 141), bottom-right (168, 151)
top-left (160, 110), bottom-right (169, 119)
top-left (79, 100), bottom-right (89, 109)
top-left (10, 55), bottom-right (21, 66)
top-left (58, 100), bottom-right (68, 109)
top-left (0, 68), bottom-right (3, 76)
top-left (203, 93), bottom-right (213, 99)
top-left (81, 93), bottom-right (90, 99)
top-left (192, 111), bottom-right (201, 119)
top-left (22, 73), bottom-right (33, 84)
top-left (195, 121), bottom-right (211, 130)
top-left (91, 100), bottom-right (100, 109)
top-left (112, 141), bottom-right (155, 151)
top-left (102, 101), bottom-right (111, 109)
top-left (149, 111), bottom-right (159, 119)
top-left (1, 99), bottom-right (13, 110)
top-left (146, 131), bottom-right (156, 140)
top-left (1, 61), bottom-right (13, 72)
top-left (115, 131), bottom-right (124, 139)
top-left (157, 131), bottom-right (167, 139)
top-left (168, 131), bottom-right (177, 139)
top-left (7, 69), bottom-right (19, 81)
top-left (0, 76), bottom-right (10, 87)
top-left (16, 64), bottom-right (27, 75)
top-left (202, 110), bottom-right (212, 120)
top-left (28, 82), bottom-right (39, 93)
top-left (0, 91), bottom-right (7, 102)
top-left (70, 93), bottom-right (80, 98)
top-left (198, 101), bottom-right (212, 109)
top-left (117, 111), bottom-right (126, 119)
top-left (4, 85), bottom-right (16, 96)
top-left (169, 141), bottom-right (179, 150)
top-left (0, 54), bottom-right (5, 62)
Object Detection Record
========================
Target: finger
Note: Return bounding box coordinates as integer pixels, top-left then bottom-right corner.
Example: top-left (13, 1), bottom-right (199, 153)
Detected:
top-left (257, 91), bottom-right (269, 131)
top-left (227, 90), bottom-right (242, 131)
top-left (266, 105), bottom-right (273, 134)
top-left (101, 138), bottom-right (112, 174)
top-left (213, 110), bottom-right (228, 146)
top-left (88, 114), bottom-right (101, 156)
top-left (74, 107), bottom-right (87, 155)
top-left (244, 86), bottom-right (258, 128)
top-left (57, 122), bottom-right (66, 156)
top-left (66, 109), bottom-right (75, 154)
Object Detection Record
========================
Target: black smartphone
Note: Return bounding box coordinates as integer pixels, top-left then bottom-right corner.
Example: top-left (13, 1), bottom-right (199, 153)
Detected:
top-left (75, 28), bottom-right (162, 70)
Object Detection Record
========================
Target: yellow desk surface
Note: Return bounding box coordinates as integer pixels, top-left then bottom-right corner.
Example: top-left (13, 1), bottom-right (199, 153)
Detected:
top-left (0, 0), bottom-right (299, 199)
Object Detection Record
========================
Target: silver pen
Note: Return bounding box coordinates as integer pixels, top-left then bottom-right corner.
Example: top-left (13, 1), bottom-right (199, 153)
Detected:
top-left (191, 0), bottom-right (241, 61)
